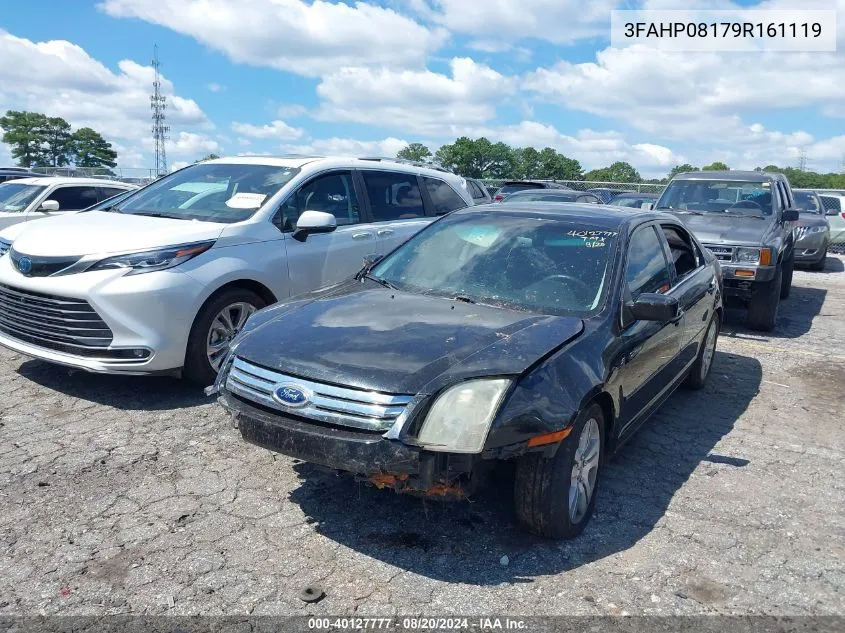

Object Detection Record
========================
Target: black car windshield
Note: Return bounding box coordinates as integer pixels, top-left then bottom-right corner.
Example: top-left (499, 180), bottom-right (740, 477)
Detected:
top-left (110, 163), bottom-right (300, 223)
top-left (656, 180), bottom-right (773, 216)
top-left (611, 196), bottom-right (656, 208)
top-left (0, 183), bottom-right (46, 212)
top-left (504, 191), bottom-right (580, 202)
top-left (793, 191), bottom-right (822, 214)
top-left (371, 212), bottom-right (618, 316)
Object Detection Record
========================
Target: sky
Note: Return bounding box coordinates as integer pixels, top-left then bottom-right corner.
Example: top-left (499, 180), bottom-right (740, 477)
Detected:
top-left (0, 0), bottom-right (844, 179)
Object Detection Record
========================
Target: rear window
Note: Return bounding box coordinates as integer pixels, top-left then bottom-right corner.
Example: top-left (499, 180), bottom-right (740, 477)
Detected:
top-left (499, 183), bottom-right (543, 195)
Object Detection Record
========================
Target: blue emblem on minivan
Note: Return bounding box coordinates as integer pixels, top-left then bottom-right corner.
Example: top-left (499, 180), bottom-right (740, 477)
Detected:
top-left (17, 256), bottom-right (32, 275)
top-left (273, 383), bottom-right (310, 408)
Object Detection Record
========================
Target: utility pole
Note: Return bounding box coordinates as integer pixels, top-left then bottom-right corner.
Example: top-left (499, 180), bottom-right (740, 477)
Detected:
top-left (797, 149), bottom-right (808, 172)
top-left (150, 45), bottom-right (169, 176)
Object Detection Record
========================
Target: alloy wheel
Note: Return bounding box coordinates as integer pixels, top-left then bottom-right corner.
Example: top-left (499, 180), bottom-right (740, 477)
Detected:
top-left (206, 302), bottom-right (256, 371)
top-left (569, 417), bottom-right (601, 524)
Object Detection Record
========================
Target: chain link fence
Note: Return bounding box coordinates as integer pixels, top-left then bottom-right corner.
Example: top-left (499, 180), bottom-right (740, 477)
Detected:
top-left (28, 166), bottom-right (159, 185)
top-left (482, 179), bottom-right (666, 195)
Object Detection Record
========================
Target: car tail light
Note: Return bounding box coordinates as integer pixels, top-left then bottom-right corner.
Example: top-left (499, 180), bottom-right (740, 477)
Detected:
top-left (840, 211), bottom-right (845, 220)
top-left (494, 194), bottom-right (504, 202)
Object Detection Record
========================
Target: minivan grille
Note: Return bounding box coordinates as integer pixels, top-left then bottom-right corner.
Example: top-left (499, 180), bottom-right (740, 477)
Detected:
top-left (705, 245), bottom-right (734, 262)
top-left (9, 249), bottom-right (81, 277)
top-left (0, 283), bottom-right (114, 354)
top-left (226, 357), bottom-right (413, 432)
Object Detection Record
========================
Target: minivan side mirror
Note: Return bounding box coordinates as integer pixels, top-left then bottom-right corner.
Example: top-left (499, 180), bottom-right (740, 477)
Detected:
top-left (628, 293), bottom-right (681, 323)
top-left (782, 208), bottom-right (800, 222)
top-left (39, 199), bottom-right (60, 212)
top-left (292, 210), bottom-right (337, 242)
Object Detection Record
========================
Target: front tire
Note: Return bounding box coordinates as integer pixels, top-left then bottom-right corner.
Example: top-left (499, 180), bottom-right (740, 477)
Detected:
top-left (514, 403), bottom-right (604, 539)
top-left (184, 288), bottom-right (266, 386)
top-left (685, 312), bottom-right (720, 390)
top-left (746, 266), bottom-right (781, 332)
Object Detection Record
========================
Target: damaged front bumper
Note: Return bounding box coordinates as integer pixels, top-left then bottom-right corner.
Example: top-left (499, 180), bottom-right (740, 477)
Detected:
top-left (219, 391), bottom-right (475, 498)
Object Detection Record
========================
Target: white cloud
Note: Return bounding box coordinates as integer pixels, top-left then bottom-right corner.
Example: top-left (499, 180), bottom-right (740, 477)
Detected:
top-left (99, 0), bottom-right (448, 77)
top-left (420, 0), bottom-right (619, 44)
top-left (231, 119), bottom-right (304, 141)
top-left (207, 82), bottom-right (226, 92)
top-left (281, 137), bottom-right (410, 158)
top-left (166, 132), bottom-right (220, 157)
top-left (276, 104), bottom-right (307, 118)
top-left (0, 30), bottom-right (209, 169)
top-left (315, 57), bottom-right (515, 136)
top-left (170, 160), bottom-right (190, 172)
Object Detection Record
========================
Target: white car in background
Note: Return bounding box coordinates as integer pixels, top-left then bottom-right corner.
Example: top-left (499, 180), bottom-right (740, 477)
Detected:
top-left (818, 193), bottom-right (845, 247)
top-left (0, 156), bottom-right (473, 385)
top-left (0, 177), bottom-right (138, 231)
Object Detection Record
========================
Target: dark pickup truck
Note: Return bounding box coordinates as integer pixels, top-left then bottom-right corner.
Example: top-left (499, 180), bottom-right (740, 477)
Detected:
top-left (654, 171), bottom-right (799, 331)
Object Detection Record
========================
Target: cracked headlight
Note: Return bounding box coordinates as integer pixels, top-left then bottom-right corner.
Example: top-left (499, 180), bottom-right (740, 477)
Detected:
top-left (416, 378), bottom-right (512, 453)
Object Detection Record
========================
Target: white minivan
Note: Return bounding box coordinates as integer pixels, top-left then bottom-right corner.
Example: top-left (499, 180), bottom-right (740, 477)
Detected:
top-left (0, 156), bottom-right (473, 384)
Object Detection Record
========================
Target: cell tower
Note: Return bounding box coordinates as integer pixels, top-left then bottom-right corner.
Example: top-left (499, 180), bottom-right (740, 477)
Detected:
top-left (797, 149), bottom-right (808, 171)
top-left (151, 45), bottom-right (169, 176)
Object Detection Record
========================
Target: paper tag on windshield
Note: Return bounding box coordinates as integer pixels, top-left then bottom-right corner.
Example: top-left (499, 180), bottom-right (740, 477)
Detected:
top-left (225, 192), bottom-right (267, 209)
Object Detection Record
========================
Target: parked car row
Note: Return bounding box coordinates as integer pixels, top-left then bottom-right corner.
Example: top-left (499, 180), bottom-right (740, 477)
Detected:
top-left (0, 158), bottom-right (833, 539)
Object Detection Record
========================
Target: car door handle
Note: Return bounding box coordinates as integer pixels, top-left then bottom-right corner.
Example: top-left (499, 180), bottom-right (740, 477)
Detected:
top-left (352, 232), bottom-right (373, 240)
top-left (376, 229), bottom-right (394, 237)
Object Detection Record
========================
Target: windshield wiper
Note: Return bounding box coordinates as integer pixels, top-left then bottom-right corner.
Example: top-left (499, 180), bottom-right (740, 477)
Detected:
top-left (721, 211), bottom-right (765, 218)
top-left (363, 272), bottom-right (397, 290)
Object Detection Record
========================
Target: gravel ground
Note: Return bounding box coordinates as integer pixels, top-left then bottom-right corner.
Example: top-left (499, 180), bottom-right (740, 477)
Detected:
top-left (0, 257), bottom-right (843, 617)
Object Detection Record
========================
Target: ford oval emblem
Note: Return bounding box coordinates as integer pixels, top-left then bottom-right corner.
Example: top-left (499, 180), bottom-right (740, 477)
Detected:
top-left (17, 256), bottom-right (32, 275)
top-left (272, 383), bottom-right (311, 408)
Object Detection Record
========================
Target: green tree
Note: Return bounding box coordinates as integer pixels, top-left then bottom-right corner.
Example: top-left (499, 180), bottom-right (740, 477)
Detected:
top-left (515, 147), bottom-right (541, 179)
top-left (702, 161), bottom-right (730, 171)
top-left (193, 153), bottom-right (221, 163)
top-left (668, 163), bottom-right (697, 179)
top-left (71, 127), bottom-right (118, 170)
top-left (41, 116), bottom-right (73, 167)
top-left (434, 137), bottom-right (477, 176)
top-left (433, 137), bottom-right (516, 178)
top-left (585, 161), bottom-right (641, 183)
top-left (396, 143), bottom-right (432, 162)
top-left (0, 110), bottom-right (49, 166)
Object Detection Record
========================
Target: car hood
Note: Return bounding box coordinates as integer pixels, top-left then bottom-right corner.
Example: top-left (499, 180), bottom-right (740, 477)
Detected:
top-left (5, 211), bottom-right (227, 257)
top-left (672, 213), bottom-right (771, 246)
top-left (796, 214), bottom-right (828, 228)
top-left (231, 283), bottom-right (584, 395)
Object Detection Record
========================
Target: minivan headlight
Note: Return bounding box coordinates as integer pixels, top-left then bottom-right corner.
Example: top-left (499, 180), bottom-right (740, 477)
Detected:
top-left (86, 241), bottom-right (214, 275)
top-left (416, 378), bottom-right (512, 453)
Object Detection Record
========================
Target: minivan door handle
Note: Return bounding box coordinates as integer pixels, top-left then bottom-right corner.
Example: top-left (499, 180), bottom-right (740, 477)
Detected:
top-left (352, 232), bottom-right (373, 240)
top-left (376, 229), bottom-right (394, 237)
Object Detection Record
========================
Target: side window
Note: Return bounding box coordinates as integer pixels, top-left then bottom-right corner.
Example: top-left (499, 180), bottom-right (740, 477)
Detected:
top-left (99, 187), bottom-right (129, 201)
top-left (279, 171), bottom-right (359, 231)
top-left (577, 194), bottom-right (600, 204)
top-left (423, 177), bottom-right (468, 215)
top-left (46, 186), bottom-right (99, 211)
top-left (661, 224), bottom-right (702, 280)
top-left (361, 170), bottom-right (424, 221)
top-left (625, 226), bottom-right (672, 300)
top-left (469, 181), bottom-right (488, 201)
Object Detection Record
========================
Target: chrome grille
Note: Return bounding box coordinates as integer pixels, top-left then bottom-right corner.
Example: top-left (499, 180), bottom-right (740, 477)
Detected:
top-left (705, 245), bottom-right (734, 262)
top-left (794, 227), bottom-right (809, 241)
top-left (0, 283), bottom-right (114, 354)
top-left (226, 357), bottom-right (413, 432)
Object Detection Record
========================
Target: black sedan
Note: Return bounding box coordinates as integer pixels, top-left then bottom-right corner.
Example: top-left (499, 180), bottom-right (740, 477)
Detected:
top-left (210, 204), bottom-right (723, 539)
top-left (501, 189), bottom-right (602, 204)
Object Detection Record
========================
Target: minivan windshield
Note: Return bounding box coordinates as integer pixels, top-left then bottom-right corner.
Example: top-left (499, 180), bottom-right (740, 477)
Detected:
top-left (110, 163), bottom-right (300, 223)
top-left (371, 211), bottom-right (617, 316)
top-left (0, 183), bottom-right (46, 212)
top-left (656, 180), bottom-right (774, 217)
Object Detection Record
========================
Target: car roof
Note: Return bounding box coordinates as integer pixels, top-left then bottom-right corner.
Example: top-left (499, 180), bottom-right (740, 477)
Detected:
top-left (671, 170), bottom-right (782, 182)
top-left (205, 155), bottom-right (465, 183)
top-left (501, 180), bottom-right (569, 188)
top-left (2, 176), bottom-right (136, 187)
top-left (460, 201), bottom-right (677, 228)
top-left (506, 189), bottom-right (582, 197)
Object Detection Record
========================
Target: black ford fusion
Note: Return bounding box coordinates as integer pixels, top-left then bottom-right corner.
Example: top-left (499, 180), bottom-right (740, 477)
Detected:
top-left (210, 203), bottom-right (723, 538)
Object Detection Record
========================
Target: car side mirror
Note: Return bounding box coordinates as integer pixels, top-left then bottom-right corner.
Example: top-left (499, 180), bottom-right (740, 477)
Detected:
top-left (628, 293), bottom-right (681, 322)
top-left (782, 208), bottom-right (799, 222)
top-left (292, 210), bottom-right (337, 242)
top-left (641, 202), bottom-right (654, 210)
top-left (39, 199), bottom-right (60, 212)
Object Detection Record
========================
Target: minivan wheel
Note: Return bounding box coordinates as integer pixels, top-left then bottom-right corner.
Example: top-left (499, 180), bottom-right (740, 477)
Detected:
top-left (746, 266), bottom-right (781, 332)
top-left (685, 313), bottom-right (720, 390)
top-left (184, 288), bottom-right (265, 386)
top-left (514, 403), bottom-right (604, 539)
